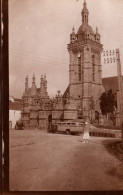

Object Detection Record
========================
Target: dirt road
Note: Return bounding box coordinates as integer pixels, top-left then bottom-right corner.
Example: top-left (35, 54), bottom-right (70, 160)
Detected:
top-left (10, 130), bottom-right (123, 191)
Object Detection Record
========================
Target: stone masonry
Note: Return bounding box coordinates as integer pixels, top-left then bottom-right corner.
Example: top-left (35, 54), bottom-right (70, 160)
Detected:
top-left (21, 1), bottom-right (105, 130)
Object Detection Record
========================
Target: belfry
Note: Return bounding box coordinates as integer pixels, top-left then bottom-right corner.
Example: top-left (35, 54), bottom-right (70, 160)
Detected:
top-left (21, 0), bottom-right (105, 130)
top-left (67, 0), bottom-right (104, 120)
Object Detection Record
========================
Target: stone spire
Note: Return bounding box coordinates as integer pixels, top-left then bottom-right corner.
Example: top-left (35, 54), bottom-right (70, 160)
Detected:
top-left (44, 74), bottom-right (48, 96)
top-left (40, 74), bottom-right (48, 97)
top-left (96, 27), bottom-right (98, 33)
top-left (81, 0), bottom-right (89, 24)
top-left (25, 75), bottom-right (28, 93)
top-left (40, 75), bottom-right (43, 86)
top-left (95, 26), bottom-right (100, 42)
top-left (40, 75), bottom-right (44, 95)
top-left (70, 26), bottom-right (76, 43)
top-left (32, 74), bottom-right (36, 88)
top-left (72, 26), bottom-right (75, 33)
top-left (44, 74), bottom-right (46, 80)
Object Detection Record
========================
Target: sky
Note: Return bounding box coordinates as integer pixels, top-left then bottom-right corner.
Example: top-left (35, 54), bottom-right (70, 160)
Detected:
top-left (9, 0), bottom-right (123, 98)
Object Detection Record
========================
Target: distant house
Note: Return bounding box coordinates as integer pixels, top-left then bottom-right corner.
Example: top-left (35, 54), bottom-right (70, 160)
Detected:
top-left (102, 76), bottom-right (123, 115)
top-left (9, 96), bottom-right (22, 129)
top-left (102, 76), bottom-right (123, 93)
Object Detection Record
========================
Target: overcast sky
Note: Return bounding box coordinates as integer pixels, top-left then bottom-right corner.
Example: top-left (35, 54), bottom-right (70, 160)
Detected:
top-left (9, 0), bottom-right (123, 98)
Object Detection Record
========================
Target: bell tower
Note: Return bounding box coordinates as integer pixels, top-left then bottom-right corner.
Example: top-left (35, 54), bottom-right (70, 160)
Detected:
top-left (67, 0), bottom-right (104, 120)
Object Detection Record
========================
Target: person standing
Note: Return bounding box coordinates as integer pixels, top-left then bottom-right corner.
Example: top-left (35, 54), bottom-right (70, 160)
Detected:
top-left (82, 121), bottom-right (90, 143)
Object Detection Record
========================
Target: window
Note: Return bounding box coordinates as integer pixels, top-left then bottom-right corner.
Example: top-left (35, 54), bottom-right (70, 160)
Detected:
top-left (92, 55), bottom-right (95, 81)
top-left (78, 54), bottom-right (81, 81)
top-left (71, 123), bottom-right (76, 125)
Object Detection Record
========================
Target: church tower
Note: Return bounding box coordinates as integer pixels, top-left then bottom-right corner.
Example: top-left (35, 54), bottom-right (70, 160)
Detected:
top-left (67, 0), bottom-right (104, 120)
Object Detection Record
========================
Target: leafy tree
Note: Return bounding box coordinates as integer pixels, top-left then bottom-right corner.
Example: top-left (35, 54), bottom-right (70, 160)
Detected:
top-left (100, 89), bottom-right (117, 115)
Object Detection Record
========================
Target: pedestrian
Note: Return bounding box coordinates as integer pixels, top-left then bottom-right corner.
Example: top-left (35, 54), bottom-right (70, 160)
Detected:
top-left (82, 121), bottom-right (90, 143)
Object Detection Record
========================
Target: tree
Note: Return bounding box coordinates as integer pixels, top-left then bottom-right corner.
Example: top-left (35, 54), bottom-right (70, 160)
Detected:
top-left (100, 89), bottom-right (117, 125)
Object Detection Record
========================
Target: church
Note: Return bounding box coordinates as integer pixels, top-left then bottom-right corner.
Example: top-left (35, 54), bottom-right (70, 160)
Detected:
top-left (21, 0), bottom-right (105, 130)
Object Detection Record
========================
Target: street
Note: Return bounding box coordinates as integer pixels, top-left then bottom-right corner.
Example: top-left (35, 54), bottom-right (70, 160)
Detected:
top-left (9, 130), bottom-right (123, 191)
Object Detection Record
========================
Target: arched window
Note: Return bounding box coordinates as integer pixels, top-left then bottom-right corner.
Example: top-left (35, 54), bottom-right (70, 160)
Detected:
top-left (78, 53), bottom-right (81, 81)
top-left (92, 55), bottom-right (95, 81)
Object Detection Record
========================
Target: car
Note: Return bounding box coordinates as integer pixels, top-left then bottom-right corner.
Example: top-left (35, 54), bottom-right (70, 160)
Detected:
top-left (15, 121), bottom-right (24, 130)
top-left (51, 121), bottom-right (84, 135)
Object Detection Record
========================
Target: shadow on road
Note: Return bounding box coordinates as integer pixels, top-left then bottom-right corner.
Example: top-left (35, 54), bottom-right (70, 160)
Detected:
top-left (102, 139), bottom-right (123, 181)
top-left (102, 139), bottom-right (123, 162)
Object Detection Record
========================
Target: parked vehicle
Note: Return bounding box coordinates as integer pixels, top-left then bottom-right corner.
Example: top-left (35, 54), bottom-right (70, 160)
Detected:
top-left (15, 121), bottom-right (24, 130)
top-left (51, 121), bottom-right (84, 135)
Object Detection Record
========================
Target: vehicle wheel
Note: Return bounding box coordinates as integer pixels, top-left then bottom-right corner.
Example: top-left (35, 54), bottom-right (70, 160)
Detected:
top-left (66, 129), bottom-right (70, 135)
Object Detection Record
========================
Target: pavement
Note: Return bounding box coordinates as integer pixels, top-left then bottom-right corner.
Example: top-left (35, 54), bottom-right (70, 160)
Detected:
top-left (9, 130), bottom-right (123, 191)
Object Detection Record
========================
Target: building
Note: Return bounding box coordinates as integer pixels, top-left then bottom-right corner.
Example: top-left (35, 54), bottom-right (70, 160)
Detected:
top-left (67, 0), bottom-right (104, 119)
top-left (21, 0), bottom-right (105, 130)
top-left (102, 76), bottom-right (123, 116)
top-left (9, 96), bottom-right (22, 129)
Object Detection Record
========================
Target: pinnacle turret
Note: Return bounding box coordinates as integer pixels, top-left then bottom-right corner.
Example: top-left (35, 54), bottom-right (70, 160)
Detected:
top-left (81, 0), bottom-right (89, 24)
top-left (25, 75), bottom-right (28, 93)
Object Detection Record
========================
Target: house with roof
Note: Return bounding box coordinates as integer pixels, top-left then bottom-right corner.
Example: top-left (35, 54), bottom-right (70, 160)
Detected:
top-left (9, 96), bottom-right (22, 129)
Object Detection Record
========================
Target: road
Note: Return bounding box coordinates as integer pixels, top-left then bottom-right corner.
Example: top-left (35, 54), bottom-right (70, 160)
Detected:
top-left (9, 130), bottom-right (123, 191)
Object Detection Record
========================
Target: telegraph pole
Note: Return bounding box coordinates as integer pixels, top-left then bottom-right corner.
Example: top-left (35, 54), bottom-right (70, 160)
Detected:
top-left (116, 49), bottom-right (123, 146)
top-left (116, 49), bottom-right (123, 123)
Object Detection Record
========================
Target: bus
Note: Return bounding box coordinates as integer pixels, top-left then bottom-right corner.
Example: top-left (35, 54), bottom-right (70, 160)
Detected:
top-left (51, 121), bottom-right (84, 135)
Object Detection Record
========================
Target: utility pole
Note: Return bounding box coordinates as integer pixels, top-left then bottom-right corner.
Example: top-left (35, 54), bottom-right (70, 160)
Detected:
top-left (116, 49), bottom-right (123, 146)
top-left (116, 49), bottom-right (123, 122)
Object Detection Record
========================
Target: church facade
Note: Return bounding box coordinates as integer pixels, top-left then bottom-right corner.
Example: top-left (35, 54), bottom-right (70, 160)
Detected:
top-left (21, 0), bottom-right (105, 130)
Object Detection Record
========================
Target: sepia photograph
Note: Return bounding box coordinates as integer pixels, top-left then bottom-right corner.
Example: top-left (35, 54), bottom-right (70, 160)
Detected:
top-left (8, 0), bottom-right (123, 191)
